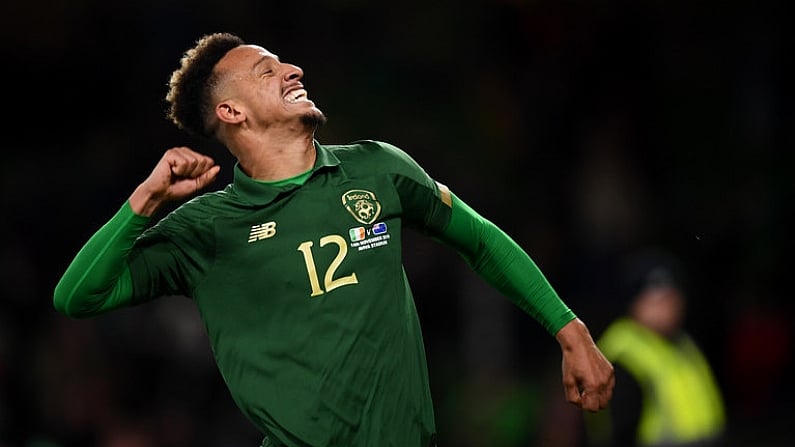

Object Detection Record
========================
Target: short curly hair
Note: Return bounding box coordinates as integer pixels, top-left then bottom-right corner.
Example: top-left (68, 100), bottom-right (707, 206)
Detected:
top-left (166, 32), bottom-right (245, 139)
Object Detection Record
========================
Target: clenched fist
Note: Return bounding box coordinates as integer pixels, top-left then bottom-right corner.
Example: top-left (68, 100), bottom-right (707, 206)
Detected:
top-left (129, 147), bottom-right (221, 216)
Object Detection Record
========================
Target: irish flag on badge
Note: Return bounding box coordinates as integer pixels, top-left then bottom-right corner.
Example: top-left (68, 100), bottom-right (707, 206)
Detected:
top-left (349, 227), bottom-right (366, 242)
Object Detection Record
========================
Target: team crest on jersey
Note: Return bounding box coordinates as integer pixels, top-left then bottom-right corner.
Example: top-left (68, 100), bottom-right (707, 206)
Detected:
top-left (342, 189), bottom-right (382, 225)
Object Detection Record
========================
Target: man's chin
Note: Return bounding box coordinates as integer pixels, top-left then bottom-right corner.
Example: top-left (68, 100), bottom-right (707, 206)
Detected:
top-left (301, 109), bottom-right (328, 130)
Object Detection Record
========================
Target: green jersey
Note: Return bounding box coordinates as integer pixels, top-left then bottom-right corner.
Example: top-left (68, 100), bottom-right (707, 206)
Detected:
top-left (130, 140), bottom-right (449, 446)
top-left (54, 139), bottom-right (575, 447)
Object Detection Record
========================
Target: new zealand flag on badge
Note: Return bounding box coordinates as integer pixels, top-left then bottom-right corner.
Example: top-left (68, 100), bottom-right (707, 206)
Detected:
top-left (372, 222), bottom-right (387, 235)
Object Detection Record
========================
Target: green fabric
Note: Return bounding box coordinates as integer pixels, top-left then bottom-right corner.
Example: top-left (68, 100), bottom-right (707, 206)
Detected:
top-left (436, 193), bottom-right (574, 335)
top-left (123, 141), bottom-right (445, 446)
top-left (53, 201), bottom-right (149, 317)
top-left (53, 139), bottom-right (574, 446)
top-left (256, 167), bottom-right (313, 186)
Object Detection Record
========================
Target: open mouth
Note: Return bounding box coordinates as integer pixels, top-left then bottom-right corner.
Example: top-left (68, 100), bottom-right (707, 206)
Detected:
top-left (285, 88), bottom-right (308, 104)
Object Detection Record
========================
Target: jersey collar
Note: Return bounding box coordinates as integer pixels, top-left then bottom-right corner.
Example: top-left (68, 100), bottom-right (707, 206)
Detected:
top-left (230, 141), bottom-right (341, 206)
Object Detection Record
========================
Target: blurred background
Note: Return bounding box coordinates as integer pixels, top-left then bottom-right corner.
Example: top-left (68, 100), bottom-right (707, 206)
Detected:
top-left (1, 0), bottom-right (793, 446)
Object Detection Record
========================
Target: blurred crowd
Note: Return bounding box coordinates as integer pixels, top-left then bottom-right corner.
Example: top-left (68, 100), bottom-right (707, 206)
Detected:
top-left (1, 0), bottom-right (793, 446)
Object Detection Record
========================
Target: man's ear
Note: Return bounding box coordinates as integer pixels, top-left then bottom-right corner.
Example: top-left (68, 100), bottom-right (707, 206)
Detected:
top-left (215, 101), bottom-right (245, 124)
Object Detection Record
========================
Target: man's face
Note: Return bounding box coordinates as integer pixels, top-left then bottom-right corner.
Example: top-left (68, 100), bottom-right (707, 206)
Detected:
top-left (631, 285), bottom-right (685, 337)
top-left (215, 45), bottom-right (326, 129)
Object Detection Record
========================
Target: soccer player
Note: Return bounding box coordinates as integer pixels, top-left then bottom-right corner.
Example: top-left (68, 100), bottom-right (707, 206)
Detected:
top-left (53, 32), bottom-right (614, 447)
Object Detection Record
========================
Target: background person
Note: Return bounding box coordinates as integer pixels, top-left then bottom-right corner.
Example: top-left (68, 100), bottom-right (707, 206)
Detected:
top-left (584, 249), bottom-right (726, 447)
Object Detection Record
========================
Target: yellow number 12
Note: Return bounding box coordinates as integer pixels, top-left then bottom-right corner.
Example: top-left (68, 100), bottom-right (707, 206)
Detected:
top-left (297, 235), bottom-right (359, 297)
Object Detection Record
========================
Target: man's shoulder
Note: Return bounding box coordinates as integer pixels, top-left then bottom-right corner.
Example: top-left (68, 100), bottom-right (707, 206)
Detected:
top-left (321, 139), bottom-right (416, 166)
top-left (322, 139), bottom-right (398, 154)
top-left (156, 187), bottom-right (237, 226)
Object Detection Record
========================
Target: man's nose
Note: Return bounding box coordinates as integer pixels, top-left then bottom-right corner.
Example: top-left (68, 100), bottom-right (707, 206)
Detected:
top-left (283, 63), bottom-right (303, 81)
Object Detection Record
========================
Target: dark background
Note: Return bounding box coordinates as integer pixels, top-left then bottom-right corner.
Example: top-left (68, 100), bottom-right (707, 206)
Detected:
top-left (1, 0), bottom-right (793, 446)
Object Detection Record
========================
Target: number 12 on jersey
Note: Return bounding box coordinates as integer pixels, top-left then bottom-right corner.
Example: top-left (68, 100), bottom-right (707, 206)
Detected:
top-left (297, 235), bottom-right (359, 297)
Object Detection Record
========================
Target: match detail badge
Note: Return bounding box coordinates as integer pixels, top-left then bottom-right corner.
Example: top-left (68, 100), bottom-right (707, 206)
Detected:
top-left (342, 189), bottom-right (382, 225)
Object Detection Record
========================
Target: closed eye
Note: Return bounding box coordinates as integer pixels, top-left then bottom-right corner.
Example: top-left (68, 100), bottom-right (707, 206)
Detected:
top-left (254, 54), bottom-right (279, 77)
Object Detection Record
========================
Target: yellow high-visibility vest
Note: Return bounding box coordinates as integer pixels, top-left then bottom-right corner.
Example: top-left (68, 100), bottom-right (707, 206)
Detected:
top-left (596, 317), bottom-right (726, 445)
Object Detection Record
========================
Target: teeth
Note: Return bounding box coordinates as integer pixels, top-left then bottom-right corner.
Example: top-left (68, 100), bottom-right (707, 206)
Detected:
top-left (285, 89), bottom-right (307, 104)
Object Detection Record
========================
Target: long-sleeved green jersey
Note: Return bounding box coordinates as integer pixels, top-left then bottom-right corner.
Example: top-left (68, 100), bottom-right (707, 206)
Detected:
top-left (54, 140), bottom-right (575, 447)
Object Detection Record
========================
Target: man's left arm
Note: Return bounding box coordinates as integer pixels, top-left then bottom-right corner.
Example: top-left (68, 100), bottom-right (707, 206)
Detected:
top-left (435, 189), bottom-right (615, 411)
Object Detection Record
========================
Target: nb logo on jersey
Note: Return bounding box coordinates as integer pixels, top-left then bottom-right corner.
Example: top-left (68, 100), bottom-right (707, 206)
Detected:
top-left (248, 221), bottom-right (277, 243)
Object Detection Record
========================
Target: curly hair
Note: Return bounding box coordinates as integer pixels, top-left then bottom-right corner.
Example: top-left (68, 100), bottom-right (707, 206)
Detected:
top-left (166, 32), bottom-right (245, 138)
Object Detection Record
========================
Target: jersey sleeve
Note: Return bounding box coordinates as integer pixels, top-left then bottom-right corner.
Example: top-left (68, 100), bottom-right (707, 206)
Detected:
top-left (368, 140), bottom-right (452, 234)
top-left (53, 201), bottom-right (151, 318)
top-left (435, 191), bottom-right (576, 335)
top-left (125, 198), bottom-right (215, 300)
top-left (369, 140), bottom-right (574, 334)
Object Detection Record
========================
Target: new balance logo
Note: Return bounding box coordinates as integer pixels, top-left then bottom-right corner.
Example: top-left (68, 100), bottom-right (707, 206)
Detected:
top-left (248, 221), bottom-right (277, 243)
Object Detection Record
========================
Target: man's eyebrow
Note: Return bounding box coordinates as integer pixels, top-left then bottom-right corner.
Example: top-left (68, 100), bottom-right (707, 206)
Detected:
top-left (253, 54), bottom-right (280, 71)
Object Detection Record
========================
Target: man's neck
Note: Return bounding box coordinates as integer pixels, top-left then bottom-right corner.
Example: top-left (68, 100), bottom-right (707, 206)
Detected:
top-left (234, 132), bottom-right (317, 181)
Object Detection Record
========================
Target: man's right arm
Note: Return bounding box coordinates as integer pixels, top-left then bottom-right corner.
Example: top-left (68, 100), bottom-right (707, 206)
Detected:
top-left (54, 146), bottom-right (220, 318)
top-left (53, 202), bottom-right (150, 317)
